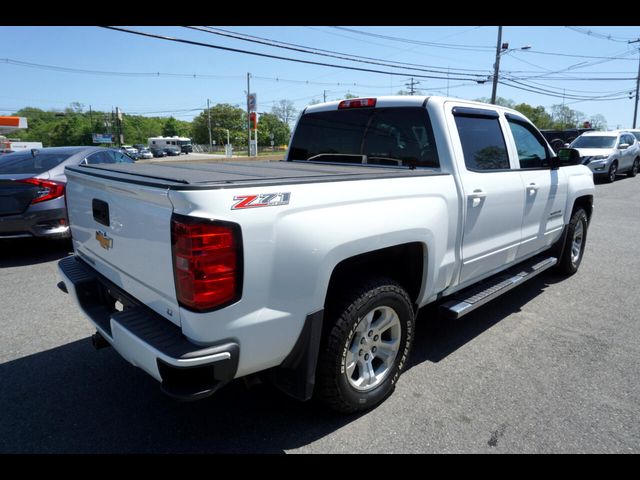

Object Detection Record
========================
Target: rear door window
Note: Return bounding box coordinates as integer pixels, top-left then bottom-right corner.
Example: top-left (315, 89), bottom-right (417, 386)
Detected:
top-left (86, 150), bottom-right (134, 165)
top-left (0, 151), bottom-right (70, 174)
top-left (288, 107), bottom-right (439, 168)
top-left (454, 114), bottom-right (510, 171)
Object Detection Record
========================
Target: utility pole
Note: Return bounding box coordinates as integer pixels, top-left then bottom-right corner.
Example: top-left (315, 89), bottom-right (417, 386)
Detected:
top-left (247, 72), bottom-right (251, 157)
top-left (207, 98), bottom-right (213, 152)
top-left (405, 77), bottom-right (419, 95)
top-left (323, 90), bottom-right (327, 102)
top-left (629, 39), bottom-right (640, 128)
top-left (490, 26), bottom-right (503, 105)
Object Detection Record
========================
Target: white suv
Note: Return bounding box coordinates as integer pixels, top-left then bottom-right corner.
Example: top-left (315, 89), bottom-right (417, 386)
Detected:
top-left (570, 130), bottom-right (640, 182)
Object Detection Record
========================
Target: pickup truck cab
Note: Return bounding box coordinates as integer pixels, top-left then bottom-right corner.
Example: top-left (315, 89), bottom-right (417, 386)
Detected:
top-left (58, 96), bottom-right (594, 412)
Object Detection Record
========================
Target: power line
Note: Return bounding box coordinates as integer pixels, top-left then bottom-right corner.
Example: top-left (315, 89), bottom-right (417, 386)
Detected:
top-left (188, 26), bottom-right (492, 76)
top-left (0, 57), bottom-right (416, 91)
top-left (99, 26), bottom-right (485, 82)
top-left (0, 57), bottom-right (244, 80)
top-left (499, 77), bottom-right (631, 101)
top-left (565, 26), bottom-right (635, 43)
top-left (329, 26), bottom-right (495, 51)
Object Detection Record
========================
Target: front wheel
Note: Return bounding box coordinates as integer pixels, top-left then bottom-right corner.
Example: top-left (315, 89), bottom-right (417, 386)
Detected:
top-left (556, 208), bottom-right (588, 275)
top-left (316, 277), bottom-right (415, 413)
top-left (606, 161), bottom-right (618, 183)
top-left (628, 158), bottom-right (639, 177)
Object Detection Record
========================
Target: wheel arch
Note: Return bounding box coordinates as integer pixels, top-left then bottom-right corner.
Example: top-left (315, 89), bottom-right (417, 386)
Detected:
top-left (324, 242), bottom-right (427, 313)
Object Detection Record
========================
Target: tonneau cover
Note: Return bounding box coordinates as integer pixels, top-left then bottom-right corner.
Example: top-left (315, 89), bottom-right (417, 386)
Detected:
top-left (66, 160), bottom-right (441, 189)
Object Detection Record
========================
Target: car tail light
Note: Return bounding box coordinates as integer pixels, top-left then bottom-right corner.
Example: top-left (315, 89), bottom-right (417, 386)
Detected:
top-left (338, 98), bottom-right (377, 109)
top-left (171, 214), bottom-right (243, 312)
top-left (17, 178), bottom-right (65, 204)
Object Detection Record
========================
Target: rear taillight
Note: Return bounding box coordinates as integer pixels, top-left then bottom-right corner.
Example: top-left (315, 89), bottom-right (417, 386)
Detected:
top-left (171, 214), bottom-right (243, 312)
top-left (338, 98), bottom-right (377, 109)
top-left (18, 178), bottom-right (65, 204)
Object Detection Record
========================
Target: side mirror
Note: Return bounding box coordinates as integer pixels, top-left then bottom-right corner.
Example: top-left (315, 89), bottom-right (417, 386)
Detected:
top-left (555, 148), bottom-right (581, 168)
top-left (619, 143), bottom-right (629, 150)
top-left (563, 143), bottom-right (570, 148)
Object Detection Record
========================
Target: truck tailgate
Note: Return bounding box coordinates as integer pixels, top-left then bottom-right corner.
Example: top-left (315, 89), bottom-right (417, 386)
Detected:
top-left (65, 168), bottom-right (181, 326)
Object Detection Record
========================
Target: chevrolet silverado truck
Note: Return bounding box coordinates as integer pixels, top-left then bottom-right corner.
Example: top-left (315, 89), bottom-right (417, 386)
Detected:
top-left (58, 96), bottom-right (595, 413)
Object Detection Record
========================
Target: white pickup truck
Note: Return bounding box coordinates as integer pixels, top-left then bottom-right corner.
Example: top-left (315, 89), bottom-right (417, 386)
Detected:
top-left (58, 96), bottom-right (595, 412)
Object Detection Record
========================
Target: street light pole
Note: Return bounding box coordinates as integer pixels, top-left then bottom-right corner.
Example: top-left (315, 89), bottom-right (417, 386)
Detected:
top-left (490, 26), bottom-right (503, 105)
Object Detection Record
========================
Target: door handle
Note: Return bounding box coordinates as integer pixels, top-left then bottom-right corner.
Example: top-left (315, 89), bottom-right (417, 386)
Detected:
top-left (468, 189), bottom-right (486, 207)
top-left (527, 183), bottom-right (539, 195)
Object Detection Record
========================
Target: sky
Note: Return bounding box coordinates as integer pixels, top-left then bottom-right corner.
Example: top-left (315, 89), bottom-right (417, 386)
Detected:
top-left (1, 25), bottom-right (640, 130)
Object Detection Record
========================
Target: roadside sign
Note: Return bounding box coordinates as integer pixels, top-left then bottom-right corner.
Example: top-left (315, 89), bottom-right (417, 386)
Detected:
top-left (92, 133), bottom-right (114, 144)
top-left (248, 93), bottom-right (257, 112)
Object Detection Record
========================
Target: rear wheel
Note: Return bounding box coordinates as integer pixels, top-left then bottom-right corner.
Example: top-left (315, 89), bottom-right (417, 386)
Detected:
top-left (628, 158), bottom-right (639, 177)
top-left (557, 208), bottom-right (588, 275)
top-left (316, 277), bottom-right (415, 413)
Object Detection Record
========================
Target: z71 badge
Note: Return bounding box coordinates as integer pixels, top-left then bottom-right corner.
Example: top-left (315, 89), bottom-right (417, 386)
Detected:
top-left (232, 192), bottom-right (291, 210)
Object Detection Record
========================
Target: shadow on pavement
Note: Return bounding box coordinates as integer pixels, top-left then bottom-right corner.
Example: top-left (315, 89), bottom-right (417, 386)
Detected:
top-left (409, 273), bottom-right (563, 366)
top-left (0, 338), bottom-right (363, 453)
top-left (0, 237), bottom-right (72, 268)
top-left (0, 271), bottom-right (567, 453)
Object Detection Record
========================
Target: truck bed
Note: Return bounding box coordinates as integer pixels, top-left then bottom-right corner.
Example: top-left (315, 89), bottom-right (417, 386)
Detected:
top-left (65, 160), bottom-right (444, 190)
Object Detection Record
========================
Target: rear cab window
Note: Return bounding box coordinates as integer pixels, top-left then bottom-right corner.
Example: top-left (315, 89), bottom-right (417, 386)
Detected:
top-left (288, 106), bottom-right (440, 168)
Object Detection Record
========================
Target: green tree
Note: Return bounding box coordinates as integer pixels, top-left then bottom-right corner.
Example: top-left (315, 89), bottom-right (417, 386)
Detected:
top-left (513, 103), bottom-right (554, 129)
top-left (475, 96), bottom-right (515, 108)
top-left (191, 103), bottom-right (247, 146)
top-left (256, 112), bottom-right (290, 146)
top-left (550, 104), bottom-right (585, 129)
top-left (162, 117), bottom-right (180, 137)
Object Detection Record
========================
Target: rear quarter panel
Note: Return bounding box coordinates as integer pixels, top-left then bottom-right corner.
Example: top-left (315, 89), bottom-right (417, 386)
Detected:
top-left (168, 173), bottom-right (459, 376)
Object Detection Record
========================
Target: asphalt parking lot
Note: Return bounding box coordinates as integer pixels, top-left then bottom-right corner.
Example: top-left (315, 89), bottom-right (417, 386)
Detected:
top-left (0, 174), bottom-right (638, 454)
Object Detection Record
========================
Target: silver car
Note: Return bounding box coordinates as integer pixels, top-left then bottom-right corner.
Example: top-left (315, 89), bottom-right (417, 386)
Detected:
top-left (138, 148), bottom-right (154, 159)
top-left (0, 146), bottom-right (133, 239)
top-left (570, 130), bottom-right (640, 183)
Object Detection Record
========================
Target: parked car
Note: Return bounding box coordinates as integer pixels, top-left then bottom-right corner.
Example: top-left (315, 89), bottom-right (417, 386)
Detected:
top-left (120, 146), bottom-right (139, 160)
top-left (0, 146), bottom-right (133, 239)
top-left (133, 144), bottom-right (147, 152)
top-left (150, 147), bottom-right (167, 158)
top-left (138, 148), bottom-right (153, 160)
top-left (58, 96), bottom-right (595, 412)
top-left (163, 147), bottom-right (180, 156)
top-left (569, 130), bottom-right (640, 182)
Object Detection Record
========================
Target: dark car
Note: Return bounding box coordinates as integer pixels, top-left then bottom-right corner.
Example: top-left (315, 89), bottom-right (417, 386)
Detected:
top-left (0, 146), bottom-right (133, 239)
top-left (163, 147), bottom-right (180, 156)
top-left (150, 147), bottom-right (167, 158)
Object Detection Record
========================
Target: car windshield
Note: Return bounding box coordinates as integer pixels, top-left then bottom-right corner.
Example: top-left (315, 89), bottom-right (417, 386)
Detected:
top-left (0, 151), bottom-right (72, 174)
top-left (631, 132), bottom-right (640, 142)
top-left (571, 136), bottom-right (617, 149)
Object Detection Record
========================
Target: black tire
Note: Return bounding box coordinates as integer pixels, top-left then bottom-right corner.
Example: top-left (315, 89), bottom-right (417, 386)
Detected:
top-left (550, 139), bottom-right (565, 153)
top-left (556, 208), bottom-right (588, 275)
top-left (606, 161), bottom-right (618, 183)
top-left (628, 158), bottom-right (639, 177)
top-left (316, 277), bottom-right (415, 413)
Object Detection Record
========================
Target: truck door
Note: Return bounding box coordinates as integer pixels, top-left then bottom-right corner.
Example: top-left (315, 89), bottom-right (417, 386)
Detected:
top-left (504, 115), bottom-right (567, 259)
top-left (450, 106), bottom-right (525, 286)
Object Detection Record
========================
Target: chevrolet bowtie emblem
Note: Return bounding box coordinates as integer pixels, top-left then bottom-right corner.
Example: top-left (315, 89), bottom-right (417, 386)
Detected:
top-left (96, 230), bottom-right (113, 250)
